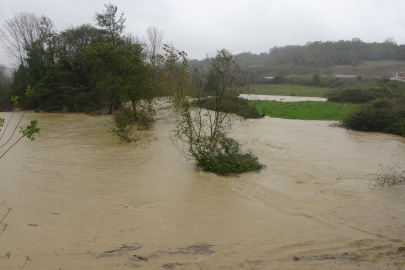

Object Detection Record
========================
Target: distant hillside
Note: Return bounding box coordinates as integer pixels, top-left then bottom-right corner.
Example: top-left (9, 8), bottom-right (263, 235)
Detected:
top-left (233, 38), bottom-right (405, 81)
top-left (324, 61), bottom-right (405, 77)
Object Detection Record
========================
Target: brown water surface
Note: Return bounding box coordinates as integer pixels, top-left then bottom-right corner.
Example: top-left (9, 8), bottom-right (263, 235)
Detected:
top-left (0, 112), bottom-right (404, 270)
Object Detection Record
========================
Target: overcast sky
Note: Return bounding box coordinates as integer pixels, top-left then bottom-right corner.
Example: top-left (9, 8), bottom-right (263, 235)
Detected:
top-left (1, 0), bottom-right (405, 66)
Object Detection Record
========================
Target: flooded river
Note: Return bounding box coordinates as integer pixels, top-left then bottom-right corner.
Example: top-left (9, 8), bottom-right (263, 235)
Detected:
top-left (0, 111), bottom-right (404, 270)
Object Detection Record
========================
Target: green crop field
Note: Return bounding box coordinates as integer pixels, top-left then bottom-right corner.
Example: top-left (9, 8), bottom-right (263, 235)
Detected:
top-left (246, 84), bottom-right (331, 97)
top-left (251, 100), bottom-right (359, 120)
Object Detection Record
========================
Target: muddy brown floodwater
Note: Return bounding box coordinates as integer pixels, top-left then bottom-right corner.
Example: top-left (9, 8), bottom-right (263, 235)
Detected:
top-left (0, 111), bottom-right (405, 270)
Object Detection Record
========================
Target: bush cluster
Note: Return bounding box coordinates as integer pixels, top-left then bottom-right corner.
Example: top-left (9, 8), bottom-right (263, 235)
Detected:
top-left (327, 79), bottom-right (405, 103)
top-left (196, 95), bottom-right (263, 119)
top-left (328, 88), bottom-right (387, 103)
top-left (342, 98), bottom-right (405, 136)
top-left (191, 137), bottom-right (265, 175)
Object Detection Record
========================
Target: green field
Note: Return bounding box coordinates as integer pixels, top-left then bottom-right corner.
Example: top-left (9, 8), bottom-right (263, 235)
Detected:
top-left (251, 100), bottom-right (359, 120)
top-left (246, 84), bottom-right (331, 97)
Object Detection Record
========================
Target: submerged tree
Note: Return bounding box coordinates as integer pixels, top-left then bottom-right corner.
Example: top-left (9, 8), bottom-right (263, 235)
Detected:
top-left (168, 48), bottom-right (264, 175)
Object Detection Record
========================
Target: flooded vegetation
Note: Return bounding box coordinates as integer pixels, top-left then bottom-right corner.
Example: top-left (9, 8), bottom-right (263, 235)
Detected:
top-left (1, 112), bottom-right (404, 269)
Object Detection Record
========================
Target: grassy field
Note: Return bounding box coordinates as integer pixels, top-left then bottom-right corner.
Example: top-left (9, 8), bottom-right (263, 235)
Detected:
top-left (247, 84), bottom-right (331, 97)
top-left (251, 100), bottom-right (359, 120)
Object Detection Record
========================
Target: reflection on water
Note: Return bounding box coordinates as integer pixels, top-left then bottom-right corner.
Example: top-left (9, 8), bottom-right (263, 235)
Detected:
top-left (0, 112), bottom-right (404, 269)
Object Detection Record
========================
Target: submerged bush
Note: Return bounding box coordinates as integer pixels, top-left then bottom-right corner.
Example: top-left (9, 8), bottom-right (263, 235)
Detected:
top-left (370, 164), bottom-right (405, 187)
top-left (110, 109), bottom-right (138, 143)
top-left (191, 136), bottom-right (265, 176)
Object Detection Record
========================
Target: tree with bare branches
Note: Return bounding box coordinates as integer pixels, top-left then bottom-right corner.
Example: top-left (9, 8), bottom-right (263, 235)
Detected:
top-left (0, 13), bottom-right (54, 65)
top-left (144, 27), bottom-right (164, 67)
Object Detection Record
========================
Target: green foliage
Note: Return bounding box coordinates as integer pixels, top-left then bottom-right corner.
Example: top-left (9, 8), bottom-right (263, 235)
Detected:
top-left (109, 109), bottom-right (138, 143)
top-left (191, 137), bottom-right (265, 175)
top-left (5, 4), bottom-right (161, 115)
top-left (19, 120), bottom-right (40, 141)
top-left (0, 90), bottom-right (40, 159)
top-left (93, 3), bottom-right (126, 46)
top-left (10, 95), bottom-right (18, 106)
top-left (196, 95), bottom-right (263, 119)
top-left (83, 41), bottom-right (159, 116)
top-left (327, 80), bottom-right (405, 103)
top-left (253, 100), bottom-right (359, 120)
top-left (25, 85), bottom-right (35, 97)
top-left (342, 98), bottom-right (405, 136)
top-left (328, 88), bottom-right (387, 103)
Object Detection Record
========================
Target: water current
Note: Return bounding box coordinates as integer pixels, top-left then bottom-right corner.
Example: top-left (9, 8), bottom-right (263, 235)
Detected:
top-left (0, 110), bottom-right (404, 269)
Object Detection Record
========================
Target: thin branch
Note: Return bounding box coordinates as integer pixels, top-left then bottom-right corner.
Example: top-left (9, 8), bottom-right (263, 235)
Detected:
top-left (0, 208), bottom-right (11, 225)
top-left (0, 111), bottom-right (15, 141)
top-left (0, 135), bottom-right (25, 160)
top-left (0, 111), bottom-right (25, 149)
top-left (0, 208), bottom-right (11, 224)
top-left (20, 257), bottom-right (31, 270)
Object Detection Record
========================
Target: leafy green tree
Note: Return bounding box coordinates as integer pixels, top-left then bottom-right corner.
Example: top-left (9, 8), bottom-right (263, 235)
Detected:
top-left (83, 41), bottom-right (160, 118)
top-left (93, 3), bottom-right (126, 46)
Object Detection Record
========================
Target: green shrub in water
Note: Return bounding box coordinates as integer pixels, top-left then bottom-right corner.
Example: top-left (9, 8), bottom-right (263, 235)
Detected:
top-left (191, 136), bottom-right (265, 175)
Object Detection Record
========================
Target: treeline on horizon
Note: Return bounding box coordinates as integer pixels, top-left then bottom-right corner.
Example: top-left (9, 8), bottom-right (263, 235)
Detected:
top-left (236, 38), bottom-right (405, 68)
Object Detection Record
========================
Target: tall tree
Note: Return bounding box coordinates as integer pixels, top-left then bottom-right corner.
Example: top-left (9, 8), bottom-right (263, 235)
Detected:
top-left (93, 3), bottom-right (126, 46)
top-left (0, 13), bottom-right (55, 65)
top-left (144, 27), bottom-right (164, 67)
